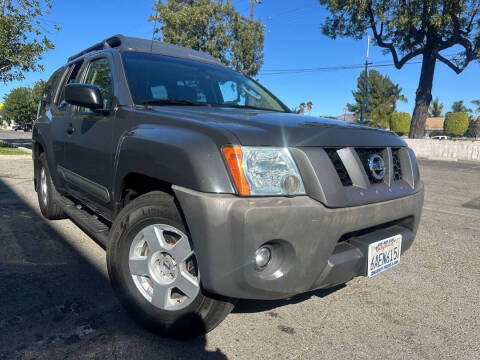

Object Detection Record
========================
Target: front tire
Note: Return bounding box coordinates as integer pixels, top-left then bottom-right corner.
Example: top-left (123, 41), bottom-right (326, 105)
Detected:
top-left (107, 191), bottom-right (235, 338)
top-left (37, 153), bottom-right (66, 220)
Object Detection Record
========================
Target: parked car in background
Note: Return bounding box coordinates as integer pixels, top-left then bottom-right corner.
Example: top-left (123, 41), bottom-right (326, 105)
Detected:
top-left (13, 123), bottom-right (32, 132)
top-left (431, 135), bottom-right (449, 140)
top-left (33, 35), bottom-right (424, 338)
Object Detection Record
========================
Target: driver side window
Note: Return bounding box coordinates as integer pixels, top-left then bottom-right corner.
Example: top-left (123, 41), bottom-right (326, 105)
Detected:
top-left (80, 58), bottom-right (113, 112)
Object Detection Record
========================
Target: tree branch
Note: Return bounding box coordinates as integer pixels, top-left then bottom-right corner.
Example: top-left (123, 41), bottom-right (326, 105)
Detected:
top-left (367, 3), bottom-right (423, 69)
top-left (437, 54), bottom-right (467, 74)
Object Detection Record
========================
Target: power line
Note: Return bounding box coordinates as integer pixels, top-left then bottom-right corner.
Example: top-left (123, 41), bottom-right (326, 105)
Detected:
top-left (259, 53), bottom-right (463, 76)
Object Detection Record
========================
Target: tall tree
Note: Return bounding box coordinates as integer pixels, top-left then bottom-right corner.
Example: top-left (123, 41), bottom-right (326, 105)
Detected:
top-left (306, 101), bottom-right (313, 114)
top-left (0, 0), bottom-right (59, 83)
top-left (429, 97), bottom-right (444, 117)
top-left (299, 102), bottom-right (306, 115)
top-left (451, 100), bottom-right (472, 113)
top-left (151, 0), bottom-right (264, 77)
top-left (472, 99), bottom-right (480, 113)
top-left (347, 69), bottom-right (407, 128)
top-left (318, 1), bottom-right (480, 138)
top-left (2, 80), bottom-right (45, 124)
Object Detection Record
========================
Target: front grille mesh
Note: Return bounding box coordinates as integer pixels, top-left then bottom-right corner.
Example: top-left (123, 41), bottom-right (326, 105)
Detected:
top-left (323, 147), bottom-right (403, 186)
top-left (324, 148), bottom-right (353, 186)
top-left (392, 149), bottom-right (402, 181)
top-left (355, 148), bottom-right (385, 184)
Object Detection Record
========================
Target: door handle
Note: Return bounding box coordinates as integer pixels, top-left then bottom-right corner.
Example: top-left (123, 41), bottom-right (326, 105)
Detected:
top-left (66, 123), bottom-right (75, 135)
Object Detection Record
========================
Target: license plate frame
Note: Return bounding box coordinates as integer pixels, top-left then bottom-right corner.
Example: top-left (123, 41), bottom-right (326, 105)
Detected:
top-left (367, 234), bottom-right (402, 277)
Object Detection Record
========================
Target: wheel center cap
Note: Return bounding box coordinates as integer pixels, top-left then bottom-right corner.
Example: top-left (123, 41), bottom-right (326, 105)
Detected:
top-left (151, 253), bottom-right (178, 283)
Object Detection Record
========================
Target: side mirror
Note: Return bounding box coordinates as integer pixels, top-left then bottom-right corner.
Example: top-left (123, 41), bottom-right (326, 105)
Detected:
top-left (65, 83), bottom-right (104, 109)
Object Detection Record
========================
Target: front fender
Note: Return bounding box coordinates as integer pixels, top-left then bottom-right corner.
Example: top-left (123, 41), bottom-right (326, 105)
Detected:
top-left (112, 124), bottom-right (236, 206)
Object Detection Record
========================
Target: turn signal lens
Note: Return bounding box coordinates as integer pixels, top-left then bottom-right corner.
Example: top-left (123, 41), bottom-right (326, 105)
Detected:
top-left (222, 146), bottom-right (251, 196)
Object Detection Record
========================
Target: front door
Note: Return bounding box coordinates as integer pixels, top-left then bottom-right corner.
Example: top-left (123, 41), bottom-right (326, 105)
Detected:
top-left (64, 56), bottom-right (116, 212)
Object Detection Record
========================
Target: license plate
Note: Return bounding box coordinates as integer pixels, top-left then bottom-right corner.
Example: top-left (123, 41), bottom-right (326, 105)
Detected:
top-left (367, 235), bottom-right (402, 277)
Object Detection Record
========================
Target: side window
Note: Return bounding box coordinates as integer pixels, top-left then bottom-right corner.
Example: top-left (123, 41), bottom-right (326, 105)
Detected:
top-left (81, 58), bottom-right (113, 112)
top-left (56, 61), bottom-right (83, 109)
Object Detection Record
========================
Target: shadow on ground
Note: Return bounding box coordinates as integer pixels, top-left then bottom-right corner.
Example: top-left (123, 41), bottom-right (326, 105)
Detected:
top-left (0, 178), bottom-right (226, 360)
top-left (234, 285), bottom-right (344, 314)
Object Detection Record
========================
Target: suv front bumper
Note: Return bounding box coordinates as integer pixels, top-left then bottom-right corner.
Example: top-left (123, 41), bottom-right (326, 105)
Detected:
top-left (173, 184), bottom-right (424, 300)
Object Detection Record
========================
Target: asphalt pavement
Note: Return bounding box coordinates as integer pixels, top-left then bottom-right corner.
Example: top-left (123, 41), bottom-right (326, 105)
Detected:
top-left (0, 151), bottom-right (479, 359)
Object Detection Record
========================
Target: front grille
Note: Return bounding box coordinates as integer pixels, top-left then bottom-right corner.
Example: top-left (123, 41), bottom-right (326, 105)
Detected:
top-left (392, 149), bottom-right (402, 181)
top-left (355, 148), bottom-right (385, 184)
top-left (324, 148), bottom-right (353, 186)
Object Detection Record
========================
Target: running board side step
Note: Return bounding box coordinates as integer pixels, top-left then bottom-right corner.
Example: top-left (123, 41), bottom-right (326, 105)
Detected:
top-left (59, 196), bottom-right (110, 248)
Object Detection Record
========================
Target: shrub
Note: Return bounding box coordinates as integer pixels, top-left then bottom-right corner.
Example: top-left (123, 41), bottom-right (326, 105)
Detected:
top-left (444, 112), bottom-right (469, 136)
top-left (389, 112), bottom-right (411, 135)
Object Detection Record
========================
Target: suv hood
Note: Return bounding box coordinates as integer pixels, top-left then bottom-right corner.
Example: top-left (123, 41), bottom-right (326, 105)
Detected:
top-left (149, 106), bottom-right (406, 148)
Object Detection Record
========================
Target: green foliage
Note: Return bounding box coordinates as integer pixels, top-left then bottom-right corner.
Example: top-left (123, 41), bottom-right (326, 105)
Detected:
top-left (390, 112), bottom-right (411, 135)
top-left (2, 80), bottom-right (45, 124)
top-left (451, 100), bottom-right (472, 113)
top-left (429, 97), bottom-right (444, 117)
top-left (444, 112), bottom-right (469, 136)
top-left (152, 0), bottom-right (264, 77)
top-left (0, 0), bottom-right (59, 83)
top-left (347, 69), bottom-right (407, 128)
top-left (466, 117), bottom-right (480, 138)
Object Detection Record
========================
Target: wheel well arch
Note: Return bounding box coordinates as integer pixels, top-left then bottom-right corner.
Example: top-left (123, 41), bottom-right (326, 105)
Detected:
top-left (117, 172), bottom-right (175, 211)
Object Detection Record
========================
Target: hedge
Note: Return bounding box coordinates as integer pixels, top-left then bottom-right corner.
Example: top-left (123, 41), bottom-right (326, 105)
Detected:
top-left (444, 112), bottom-right (469, 136)
top-left (390, 112), bottom-right (411, 135)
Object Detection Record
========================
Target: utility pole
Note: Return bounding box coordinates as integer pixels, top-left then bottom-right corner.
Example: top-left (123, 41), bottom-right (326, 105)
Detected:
top-left (250, 0), bottom-right (261, 21)
top-left (359, 36), bottom-right (371, 124)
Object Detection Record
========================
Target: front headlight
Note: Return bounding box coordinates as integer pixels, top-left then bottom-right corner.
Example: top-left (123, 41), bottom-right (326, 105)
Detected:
top-left (222, 146), bottom-right (306, 196)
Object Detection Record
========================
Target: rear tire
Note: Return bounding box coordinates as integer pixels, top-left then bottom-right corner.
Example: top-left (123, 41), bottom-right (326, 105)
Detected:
top-left (107, 191), bottom-right (235, 338)
top-left (37, 153), bottom-right (66, 220)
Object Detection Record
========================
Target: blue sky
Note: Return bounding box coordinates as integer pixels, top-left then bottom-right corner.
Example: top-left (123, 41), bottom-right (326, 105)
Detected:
top-left (1, 0), bottom-right (479, 117)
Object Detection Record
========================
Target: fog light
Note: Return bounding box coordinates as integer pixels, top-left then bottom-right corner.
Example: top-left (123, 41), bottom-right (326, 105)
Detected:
top-left (255, 247), bottom-right (271, 269)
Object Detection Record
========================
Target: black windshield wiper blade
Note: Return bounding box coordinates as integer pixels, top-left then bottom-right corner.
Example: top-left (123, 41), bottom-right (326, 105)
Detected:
top-left (143, 99), bottom-right (207, 106)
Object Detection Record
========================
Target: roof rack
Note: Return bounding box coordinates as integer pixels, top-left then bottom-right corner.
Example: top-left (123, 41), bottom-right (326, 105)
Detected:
top-left (68, 35), bottom-right (122, 62)
top-left (67, 34), bottom-right (224, 66)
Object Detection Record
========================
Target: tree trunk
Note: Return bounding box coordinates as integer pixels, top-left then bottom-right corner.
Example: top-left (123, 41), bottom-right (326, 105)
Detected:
top-left (409, 50), bottom-right (437, 138)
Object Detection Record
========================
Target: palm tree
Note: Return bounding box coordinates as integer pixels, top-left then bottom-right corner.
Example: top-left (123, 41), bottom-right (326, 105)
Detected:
top-left (299, 102), bottom-right (306, 115)
top-left (451, 100), bottom-right (472, 113)
top-left (429, 97), bottom-right (444, 117)
top-left (306, 101), bottom-right (313, 115)
top-left (472, 100), bottom-right (480, 114)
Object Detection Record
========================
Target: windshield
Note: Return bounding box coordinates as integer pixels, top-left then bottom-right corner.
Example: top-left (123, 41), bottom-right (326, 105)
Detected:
top-left (121, 52), bottom-right (287, 112)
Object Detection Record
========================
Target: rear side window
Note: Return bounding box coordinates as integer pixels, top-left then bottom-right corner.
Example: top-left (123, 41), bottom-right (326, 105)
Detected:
top-left (56, 61), bottom-right (83, 109)
top-left (44, 68), bottom-right (65, 103)
top-left (80, 58), bottom-right (113, 112)
top-left (38, 67), bottom-right (66, 117)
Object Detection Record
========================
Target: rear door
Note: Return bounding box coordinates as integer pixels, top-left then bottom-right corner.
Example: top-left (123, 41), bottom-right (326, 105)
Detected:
top-left (63, 55), bottom-right (116, 213)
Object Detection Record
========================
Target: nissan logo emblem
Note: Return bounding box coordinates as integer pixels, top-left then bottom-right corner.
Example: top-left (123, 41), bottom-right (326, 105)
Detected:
top-left (368, 154), bottom-right (386, 180)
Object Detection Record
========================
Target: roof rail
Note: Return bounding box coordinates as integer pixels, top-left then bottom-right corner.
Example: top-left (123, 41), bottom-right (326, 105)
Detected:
top-left (66, 34), bottom-right (224, 67)
top-left (67, 35), bottom-right (123, 62)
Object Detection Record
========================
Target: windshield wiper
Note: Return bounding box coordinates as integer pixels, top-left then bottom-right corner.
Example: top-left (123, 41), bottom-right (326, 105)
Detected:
top-left (142, 99), bottom-right (208, 106)
top-left (212, 104), bottom-right (284, 112)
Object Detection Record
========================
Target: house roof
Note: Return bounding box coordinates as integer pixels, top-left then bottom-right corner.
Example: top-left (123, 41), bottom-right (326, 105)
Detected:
top-left (425, 117), bottom-right (445, 130)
